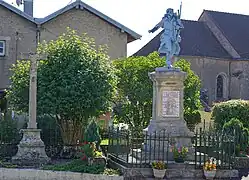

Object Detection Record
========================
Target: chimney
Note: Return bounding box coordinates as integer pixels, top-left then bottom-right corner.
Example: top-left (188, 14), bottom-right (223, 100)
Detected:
top-left (24, 0), bottom-right (33, 17)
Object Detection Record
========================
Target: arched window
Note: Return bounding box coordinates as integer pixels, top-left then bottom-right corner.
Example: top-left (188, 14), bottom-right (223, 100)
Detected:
top-left (216, 73), bottom-right (228, 100)
top-left (216, 75), bottom-right (223, 99)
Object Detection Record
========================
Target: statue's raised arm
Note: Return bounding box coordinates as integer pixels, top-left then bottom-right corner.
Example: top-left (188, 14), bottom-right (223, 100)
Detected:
top-left (148, 19), bottom-right (163, 33)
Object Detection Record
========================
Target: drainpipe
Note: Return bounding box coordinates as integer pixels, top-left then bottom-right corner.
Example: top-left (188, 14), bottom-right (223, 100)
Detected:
top-left (36, 25), bottom-right (41, 48)
top-left (228, 61), bottom-right (231, 99)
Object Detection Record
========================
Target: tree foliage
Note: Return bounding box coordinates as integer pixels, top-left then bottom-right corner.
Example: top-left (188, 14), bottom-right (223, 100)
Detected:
top-left (7, 28), bottom-right (117, 144)
top-left (113, 52), bottom-right (164, 130)
top-left (113, 52), bottom-right (201, 130)
top-left (223, 118), bottom-right (249, 153)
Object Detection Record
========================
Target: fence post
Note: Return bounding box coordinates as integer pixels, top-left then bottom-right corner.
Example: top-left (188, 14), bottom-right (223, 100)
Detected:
top-left (216, 131), bottom-right (220, 167)
top-left (144, 130), bottom-right (148, 167)
top-left (162, 130), bottom-right (165, 162)
top-left (154, 131), bottom-right (157, 160)
top-left (126, 130), bottom-right (129, 164)
top-left (167, 133), bottom-right (169, 165)
top-left (203, 129), bottom-right (206, 165)
top-left (149, 132), bottom-right (152, 163)
top-left (195, 129), bottom-right (197, 169)
top-left (199, 128), bottom-right (202, 167)
top-left (221, 134), bottom-right (224, 168)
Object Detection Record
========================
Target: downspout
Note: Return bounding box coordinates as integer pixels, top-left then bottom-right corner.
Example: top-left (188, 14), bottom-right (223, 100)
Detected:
top-left (36, 24), bottom-right (41, 48)
top-left (228, 61), bottom-right (231, 99)
top-left (15, 32), bottom-right (19, 61)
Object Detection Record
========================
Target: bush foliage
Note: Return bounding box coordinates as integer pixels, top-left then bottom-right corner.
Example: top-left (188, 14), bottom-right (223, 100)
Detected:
top-left (223, 118), bottom-right (249, 153)
top-left (212, 100), bottom-right (249, 129)
top-left (43, 159), bottom-right (105, 174)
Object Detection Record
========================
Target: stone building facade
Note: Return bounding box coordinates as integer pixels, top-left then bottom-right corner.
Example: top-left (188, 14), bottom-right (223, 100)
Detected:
top-left (134, 10), bottom-right (249, 105)
top-left (0, 0), bottom-right (141, 91)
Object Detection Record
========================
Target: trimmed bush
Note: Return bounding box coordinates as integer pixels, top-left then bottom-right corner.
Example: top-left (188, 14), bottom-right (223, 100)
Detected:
top-left (212, 100), bottom-right (249, 129)
top-left (184, 110), bottom-right (201, 131)
top-left (223, 118), bottom-right (249, 154)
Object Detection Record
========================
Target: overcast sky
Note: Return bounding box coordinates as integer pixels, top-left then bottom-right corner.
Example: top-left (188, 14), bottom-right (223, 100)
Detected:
top-left (4, 0), bottom-right (249, 56)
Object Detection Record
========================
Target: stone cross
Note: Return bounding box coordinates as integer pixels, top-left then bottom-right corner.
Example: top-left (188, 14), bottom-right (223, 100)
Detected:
top-left (27, 53), bottom-right (47, 129)
top-left (28, 53), bottom-right (39, 129)
top-left (12, 52), bottom-right (50, 166)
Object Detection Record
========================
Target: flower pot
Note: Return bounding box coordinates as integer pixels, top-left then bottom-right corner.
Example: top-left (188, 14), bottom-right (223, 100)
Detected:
top-left (153, 168), bottom-right (166, 178)
top-left (204, 170), bottom-right (216, 179)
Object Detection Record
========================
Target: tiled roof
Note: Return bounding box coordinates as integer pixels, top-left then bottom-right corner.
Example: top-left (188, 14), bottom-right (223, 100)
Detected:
top-left (133, 20), bottom-right (231, 59)
top-left (0, 0), bottom-right (141, 43)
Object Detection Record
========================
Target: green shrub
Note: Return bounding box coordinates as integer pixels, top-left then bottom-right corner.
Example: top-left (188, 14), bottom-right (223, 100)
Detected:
top-left (0, 118), bottom-right (19, 143)
top-left (37, 115), bottom-right (63, 157)
top-left (223, 118), bottom-right (249, 153)
top-left (37, 115), bottom-right (63, 145)
top-left (43, 159), bottom-right (105, 174)
top-left (212, 100), bottom-right (249, 129)
top-left (184, 110), bottom-right (201, 131)
top-left (0, 116), bottom-right (20, 159)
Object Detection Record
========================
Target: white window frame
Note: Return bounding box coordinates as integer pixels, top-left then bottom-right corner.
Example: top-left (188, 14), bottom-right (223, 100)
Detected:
top-left (0, 40), bottom-right (5, 56)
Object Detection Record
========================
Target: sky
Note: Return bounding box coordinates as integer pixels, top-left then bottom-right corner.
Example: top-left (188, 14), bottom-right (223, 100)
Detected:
top-left (3, 0), bottom-right (249, 56)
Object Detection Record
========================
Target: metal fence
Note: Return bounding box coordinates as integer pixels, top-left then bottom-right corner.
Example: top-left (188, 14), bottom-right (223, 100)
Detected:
top-left (107, 126), bottom-right (236, 170)
top-left (194, 127), bottom-right (235, 169)
top-left (0, 121), bottom-right (236, 170)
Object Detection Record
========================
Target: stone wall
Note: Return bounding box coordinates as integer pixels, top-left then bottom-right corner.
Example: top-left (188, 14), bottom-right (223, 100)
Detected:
top-left (0, 6), bottom-right (37, 90)
top-left (0, 168), bottom-right (123, 180)
top-left (0, 6), bottom-right (130, 90)
top-left (178, 56), bottom-right (249, 104)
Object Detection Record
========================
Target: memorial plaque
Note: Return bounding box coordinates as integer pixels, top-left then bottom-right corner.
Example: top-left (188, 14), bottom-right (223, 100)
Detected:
top-left (161, 91), bottom-right (180, 117)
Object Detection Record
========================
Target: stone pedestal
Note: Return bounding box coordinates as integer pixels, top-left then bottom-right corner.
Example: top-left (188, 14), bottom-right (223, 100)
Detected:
top-left (12, 129), bottom-right (50, 166)
top-left (133, 67), bottom-right (194, 161)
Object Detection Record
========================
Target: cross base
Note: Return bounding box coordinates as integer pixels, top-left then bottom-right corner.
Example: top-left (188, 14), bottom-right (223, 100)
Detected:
top-left (11, 129), bottom-right (50, 167)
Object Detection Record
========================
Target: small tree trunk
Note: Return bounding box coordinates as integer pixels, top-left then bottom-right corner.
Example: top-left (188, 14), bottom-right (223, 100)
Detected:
top-left (59, 119), bottom-right (84, 158)
top-left (60, 119), bottom-right (83, 145)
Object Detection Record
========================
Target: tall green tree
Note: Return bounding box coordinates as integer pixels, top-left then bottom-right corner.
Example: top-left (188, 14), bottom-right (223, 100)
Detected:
top-left (7, 29), bottom-right (117, 144)
top-left (113, 52), bottom-right (163, 130)
top-left (113, 52), bottom-right (201, 130)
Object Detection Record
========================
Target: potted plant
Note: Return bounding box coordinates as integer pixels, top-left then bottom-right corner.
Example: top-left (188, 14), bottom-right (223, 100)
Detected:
top-left (172, 146), bottom-right (188, 163)
top-left (151, 161), bottom-right (167, 178)
top-left (203, 157), bottom-right (217, 179)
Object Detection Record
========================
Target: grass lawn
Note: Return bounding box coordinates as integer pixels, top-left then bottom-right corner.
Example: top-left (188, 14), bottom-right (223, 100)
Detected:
top-left (100, 139), bottom-right (127, 146)
top-left (196, 110), bottom-right (213, 130)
